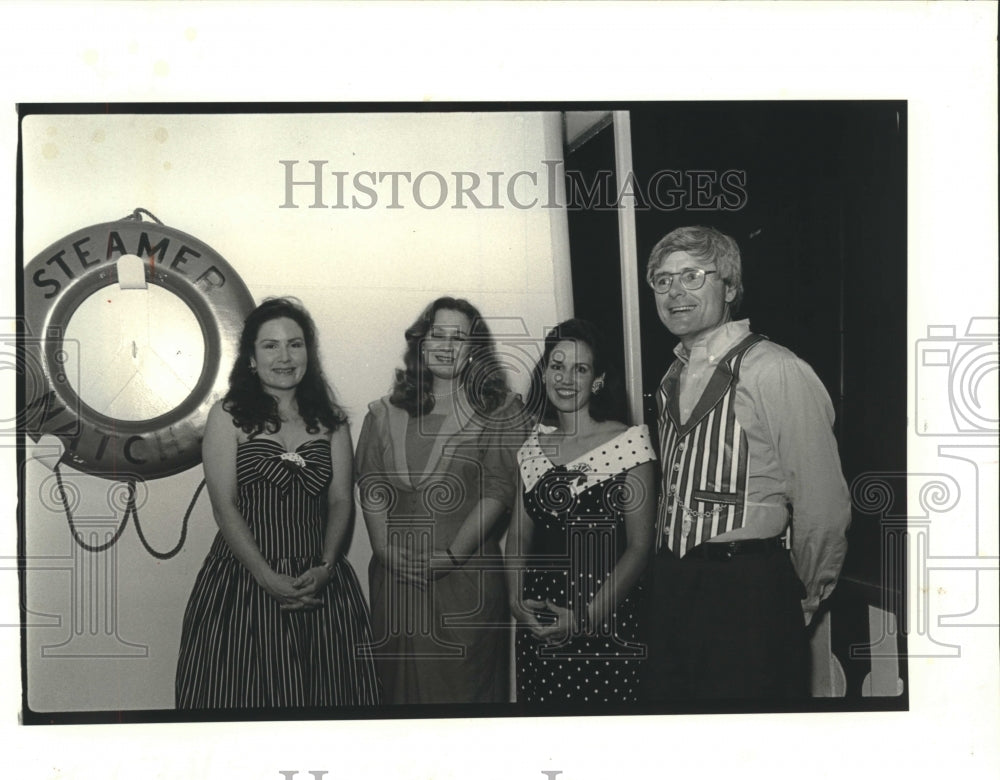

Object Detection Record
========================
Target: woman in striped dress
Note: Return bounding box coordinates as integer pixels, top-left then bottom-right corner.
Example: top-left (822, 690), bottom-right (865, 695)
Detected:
top-left (176, 298), bottom-right (380, 708)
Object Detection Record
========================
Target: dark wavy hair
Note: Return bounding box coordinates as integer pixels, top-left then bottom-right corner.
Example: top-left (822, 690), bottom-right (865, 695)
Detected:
top-left (527, 318), bottom-right (627, 426)
top-left (389, 296), bottom-right (510, 418)
top-left (224, 297), bottom-right (347, 436)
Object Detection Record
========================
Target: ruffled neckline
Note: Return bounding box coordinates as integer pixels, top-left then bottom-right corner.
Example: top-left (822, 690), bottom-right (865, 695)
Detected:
top-left (517, 423), bottom-right (655, 496)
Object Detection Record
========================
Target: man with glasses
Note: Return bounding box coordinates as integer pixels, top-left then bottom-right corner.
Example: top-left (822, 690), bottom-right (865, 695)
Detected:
top-left (642, 225), bottom-right (850, 699)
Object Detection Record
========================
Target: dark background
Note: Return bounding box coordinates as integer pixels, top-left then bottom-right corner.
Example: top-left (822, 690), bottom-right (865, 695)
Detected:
top-left (566, 103), bottom-right (907, 699)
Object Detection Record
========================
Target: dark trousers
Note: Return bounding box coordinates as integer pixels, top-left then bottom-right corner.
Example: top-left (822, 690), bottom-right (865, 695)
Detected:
top-left (642, 541), bottom-right (809, 700)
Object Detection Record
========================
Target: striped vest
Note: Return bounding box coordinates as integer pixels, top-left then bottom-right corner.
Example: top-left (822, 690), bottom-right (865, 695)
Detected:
top-left (656, 333), bottom-right (765, 555)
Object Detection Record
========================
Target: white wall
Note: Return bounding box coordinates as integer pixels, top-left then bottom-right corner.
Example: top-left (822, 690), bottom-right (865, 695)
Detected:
top-left (21, 111), bottom-right (570, 711)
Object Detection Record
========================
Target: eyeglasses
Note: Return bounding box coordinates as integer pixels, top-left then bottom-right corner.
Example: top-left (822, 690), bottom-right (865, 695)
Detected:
top-left (648, 268), bottom-right (718, 294)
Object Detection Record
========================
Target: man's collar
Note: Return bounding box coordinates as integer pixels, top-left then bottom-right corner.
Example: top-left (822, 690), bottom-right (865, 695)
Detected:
top-left (673, 319), bottom-right (751, 364)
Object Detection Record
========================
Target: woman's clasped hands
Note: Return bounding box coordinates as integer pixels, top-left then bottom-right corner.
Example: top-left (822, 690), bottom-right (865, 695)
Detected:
top-left (516, 598), bottom-right (586, 646)
top-left (258, 565), bottom-right (331, 611)
top-left (386, 539), bottom-right (457, 589)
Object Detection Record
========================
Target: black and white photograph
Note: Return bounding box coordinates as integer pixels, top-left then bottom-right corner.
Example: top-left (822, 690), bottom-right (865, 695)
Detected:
top-left (2, 3), bottom-right (997, 780)
top-left (16, 102), bottom-right (908, 719)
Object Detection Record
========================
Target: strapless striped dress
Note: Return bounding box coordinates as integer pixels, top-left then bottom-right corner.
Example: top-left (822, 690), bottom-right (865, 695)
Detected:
top-left (176, 438), bottom-right (381, 708)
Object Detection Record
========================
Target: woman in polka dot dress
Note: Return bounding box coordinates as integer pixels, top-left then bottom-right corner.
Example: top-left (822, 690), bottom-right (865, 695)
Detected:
top-left (505, 319), bottom-right (657, 705)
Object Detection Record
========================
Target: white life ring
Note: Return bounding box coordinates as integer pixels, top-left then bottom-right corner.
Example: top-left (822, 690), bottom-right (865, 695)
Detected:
top-left (22, 215), bottom-right (254, 481)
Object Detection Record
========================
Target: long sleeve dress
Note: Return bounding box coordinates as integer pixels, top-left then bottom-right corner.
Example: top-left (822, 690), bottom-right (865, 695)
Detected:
top-left (175, 437), bottom-right (381, 708)
top-left (355, 394), bottom-right (527, 704)
top-left (514, 423), bottom-right (656, 704)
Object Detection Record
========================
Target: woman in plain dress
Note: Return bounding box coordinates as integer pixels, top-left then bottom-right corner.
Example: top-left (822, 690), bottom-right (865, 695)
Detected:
top-left (355, 296), bottom-right (528, 704)
top-left (176, 297), bottom-right (380, 708)
top-left (505, 318), bottom-right (657, 705)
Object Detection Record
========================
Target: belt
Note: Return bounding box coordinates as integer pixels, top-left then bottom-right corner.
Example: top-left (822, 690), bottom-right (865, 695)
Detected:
top-left (682, 536), bottom-right (785, 561)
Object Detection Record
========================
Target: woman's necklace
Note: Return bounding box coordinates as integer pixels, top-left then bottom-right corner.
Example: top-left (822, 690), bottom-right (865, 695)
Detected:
top-left (430, 382), bottom-right (461, 399)
top-left (430, 382), bottom-right (466, 409)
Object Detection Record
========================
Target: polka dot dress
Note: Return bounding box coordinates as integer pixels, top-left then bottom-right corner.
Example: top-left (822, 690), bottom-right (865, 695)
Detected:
top-left (515, 424), bottom-right (656, 704)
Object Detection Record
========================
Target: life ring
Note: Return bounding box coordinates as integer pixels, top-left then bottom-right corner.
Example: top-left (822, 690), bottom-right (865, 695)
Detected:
top-left (22, 214), bottom-right (254, 481)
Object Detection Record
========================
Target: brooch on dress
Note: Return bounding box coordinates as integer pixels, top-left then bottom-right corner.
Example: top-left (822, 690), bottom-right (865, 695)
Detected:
top-left (279, 451), bottom-right (307, 470)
